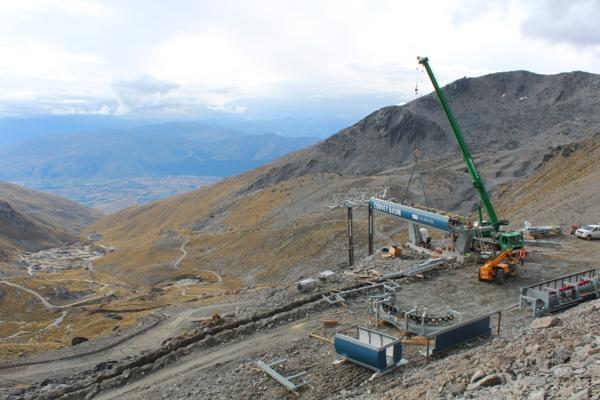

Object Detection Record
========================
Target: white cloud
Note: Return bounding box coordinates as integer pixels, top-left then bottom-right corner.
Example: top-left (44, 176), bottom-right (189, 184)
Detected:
top-left (0, 0), bottom-right (599, 117)
top-left (113, 75), bottom-right (179, 115)
top-left (521, 0), bottom-right (600, 47)
top-left (52, 104), bottom-right (112, 116)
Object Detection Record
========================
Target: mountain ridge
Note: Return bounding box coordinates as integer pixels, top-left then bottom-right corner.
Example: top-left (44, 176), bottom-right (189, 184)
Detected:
top-left (247, 69), bottom-right (600, 189)
top-left (0, 122), bottom-right (319, 180)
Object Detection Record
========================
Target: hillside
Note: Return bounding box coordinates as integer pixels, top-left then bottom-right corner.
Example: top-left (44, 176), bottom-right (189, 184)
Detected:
top-left (88, 69), bottom-right (600, 288)
top-left (4, 69), bottom-right (600, 395)
top-left (0, 182), bottom-right (102, 256)
top-left (495, 133), bottom-right (600, 227)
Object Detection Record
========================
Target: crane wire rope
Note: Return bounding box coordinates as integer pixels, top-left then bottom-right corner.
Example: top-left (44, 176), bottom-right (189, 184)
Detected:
top-left (403, 66), bottom-right (430, 207)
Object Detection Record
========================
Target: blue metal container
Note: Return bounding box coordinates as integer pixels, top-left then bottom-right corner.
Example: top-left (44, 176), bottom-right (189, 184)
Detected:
top-left (334, 336), bottom-right (387, 370)
top-left (334, 326), bottom-right (403, 373)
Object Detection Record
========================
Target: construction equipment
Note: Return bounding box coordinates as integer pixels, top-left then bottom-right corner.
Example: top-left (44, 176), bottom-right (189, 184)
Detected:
top-left (369, 198), bottom-right (478, 256)
top-left (478, 250), bottom-right (520, 283)
top-left (416, 56), bottom-right (524, 253)
top-left (520, 269), bottom-right (600, 316)
top-left (521, 221), bottom-right (562, 239)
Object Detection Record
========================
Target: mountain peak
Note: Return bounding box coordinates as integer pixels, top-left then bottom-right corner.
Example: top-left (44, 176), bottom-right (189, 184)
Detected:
top-left (248, 69), bottom-right (600, 190)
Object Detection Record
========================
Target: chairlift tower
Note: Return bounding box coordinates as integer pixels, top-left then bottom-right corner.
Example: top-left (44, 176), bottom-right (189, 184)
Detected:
top-left (326, 187), bottom-right (388, 266)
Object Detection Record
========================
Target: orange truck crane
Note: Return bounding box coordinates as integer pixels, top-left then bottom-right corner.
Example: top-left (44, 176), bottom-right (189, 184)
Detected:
top-left (478, 250), bottom-right (522, 284)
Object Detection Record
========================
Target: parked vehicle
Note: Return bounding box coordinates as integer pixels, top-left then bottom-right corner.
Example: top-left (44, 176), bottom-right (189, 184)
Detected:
top-left (570, 224), bottom-right (580, 235)
top-left (575, 225), bottom-right (600, 240)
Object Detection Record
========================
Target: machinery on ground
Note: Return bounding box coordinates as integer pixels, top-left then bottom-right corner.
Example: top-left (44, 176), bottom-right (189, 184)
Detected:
top-left (478, 249), bottom-right (520, 283)
top-left (520, 269), bottom-right (600, 316)
top-left (416, 56), bottom-right (525, 283)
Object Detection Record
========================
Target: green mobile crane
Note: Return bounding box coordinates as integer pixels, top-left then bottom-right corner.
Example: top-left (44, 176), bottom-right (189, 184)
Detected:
top-left (417, 56), bottom-right (523, 252)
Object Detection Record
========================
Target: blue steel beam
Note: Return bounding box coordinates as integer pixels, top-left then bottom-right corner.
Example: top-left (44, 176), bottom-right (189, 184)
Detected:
top-left (370, 198), bottom-right (453, 232)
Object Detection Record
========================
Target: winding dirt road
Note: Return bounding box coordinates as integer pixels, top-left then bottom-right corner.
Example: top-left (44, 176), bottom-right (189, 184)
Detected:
top-left (0, 280), bottom-right (113, 311)
top-left (0, 300), bottom-right (249, 386)
top-left (0, 279), bottom-right (58, 310)
top-left (173, 238), bottom-right (189, 268)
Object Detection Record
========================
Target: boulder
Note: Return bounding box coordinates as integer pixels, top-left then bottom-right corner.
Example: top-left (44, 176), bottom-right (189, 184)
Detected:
top-left (528, 389), bottom-right (546, 400)
top-left (551, 366), bottom-right (573, 379)
top-left (568, 388), bottom-right (590, 400)
top-left (472, 374), bottom-right (502, 389)
top-left (71, 336), bottom-right (89, 346)
top-left (446, 382), bottom-right (467, 396)
top-left (470, 370), bottom-right (486, 383)
top-left (530, 316), bottom-right (560, 330)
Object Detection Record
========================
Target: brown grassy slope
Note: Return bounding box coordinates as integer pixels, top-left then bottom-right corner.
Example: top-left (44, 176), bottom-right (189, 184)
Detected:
top-left (0, 200), bottom-right (72, 254)
top-left (87, 134), bottom-right (600, 289)
top-left (87, 168), bottom-right (403, 287)
top-left (87, 168), bottom-right (269, 286)
top-left (0, 182), bottom-right (103, 235)
top-left (0, 182), bottom-right (103, 256)
top-left (495, 134), bottom-right (600, 227)
top-left (87, 144), bottom-right (565, 288)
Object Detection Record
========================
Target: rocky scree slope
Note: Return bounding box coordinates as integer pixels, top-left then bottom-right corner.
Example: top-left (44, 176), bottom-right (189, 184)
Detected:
top-left (357, 299), bottom-right (600, 400)
top-left (495, 133), bottom-right (600, 228)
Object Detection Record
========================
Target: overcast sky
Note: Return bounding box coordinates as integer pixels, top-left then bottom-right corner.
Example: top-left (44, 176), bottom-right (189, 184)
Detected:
top-left (1, 0), bottom-right (600, 119)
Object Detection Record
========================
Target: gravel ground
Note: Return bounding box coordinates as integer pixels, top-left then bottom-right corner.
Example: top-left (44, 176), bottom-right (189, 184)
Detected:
top-left (90, 239), bottom-right (595, 400)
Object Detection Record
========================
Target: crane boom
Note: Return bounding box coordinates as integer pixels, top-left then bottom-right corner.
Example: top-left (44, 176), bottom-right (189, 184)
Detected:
top-left (417, 56), bottom-right (502, 230)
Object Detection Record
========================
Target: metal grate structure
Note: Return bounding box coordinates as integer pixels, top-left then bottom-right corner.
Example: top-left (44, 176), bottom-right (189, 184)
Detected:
top-left (520, 269), bottom-right (600, 316)
top-left (257, 359), bottom-right (312, 394)
top-left (326, 187), bottom-right (389, 209)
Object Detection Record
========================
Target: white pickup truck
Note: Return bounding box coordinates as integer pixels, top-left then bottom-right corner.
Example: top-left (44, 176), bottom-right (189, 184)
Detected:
top-left (575, 224), bottom-right (600, 240)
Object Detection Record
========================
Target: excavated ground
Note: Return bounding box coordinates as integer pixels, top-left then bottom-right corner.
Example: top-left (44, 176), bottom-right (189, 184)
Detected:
top-left (100, 240), bottom-right (586, 400)
top-left (3, 234), bottom-right (596, 400)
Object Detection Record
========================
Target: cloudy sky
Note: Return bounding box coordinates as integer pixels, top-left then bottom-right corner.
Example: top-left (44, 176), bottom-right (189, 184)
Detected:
top-left (1, 0), bottom-right (600, 119)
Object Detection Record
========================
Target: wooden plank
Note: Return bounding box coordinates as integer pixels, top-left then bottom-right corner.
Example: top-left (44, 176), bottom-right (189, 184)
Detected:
top-left (309, 332), bottom-right (333, 344)
top-left (402, 336), bottom-right (431, 346)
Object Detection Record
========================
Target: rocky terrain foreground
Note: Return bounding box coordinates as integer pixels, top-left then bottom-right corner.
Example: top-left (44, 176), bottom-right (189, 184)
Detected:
top-left (375, 301), bottom-right (600, 400)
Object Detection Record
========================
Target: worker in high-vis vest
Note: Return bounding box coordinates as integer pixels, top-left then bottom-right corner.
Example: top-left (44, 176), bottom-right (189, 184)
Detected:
top-left (518, 248), bottom-right (527, 266)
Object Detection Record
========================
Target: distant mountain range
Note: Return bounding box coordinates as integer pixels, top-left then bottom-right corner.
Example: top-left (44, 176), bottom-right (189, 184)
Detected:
top-left (0, 121), bottom-right (320, 180)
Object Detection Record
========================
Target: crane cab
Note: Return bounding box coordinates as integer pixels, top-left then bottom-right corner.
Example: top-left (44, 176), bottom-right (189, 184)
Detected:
top-left (498, 231), bottom-right (524, 251)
